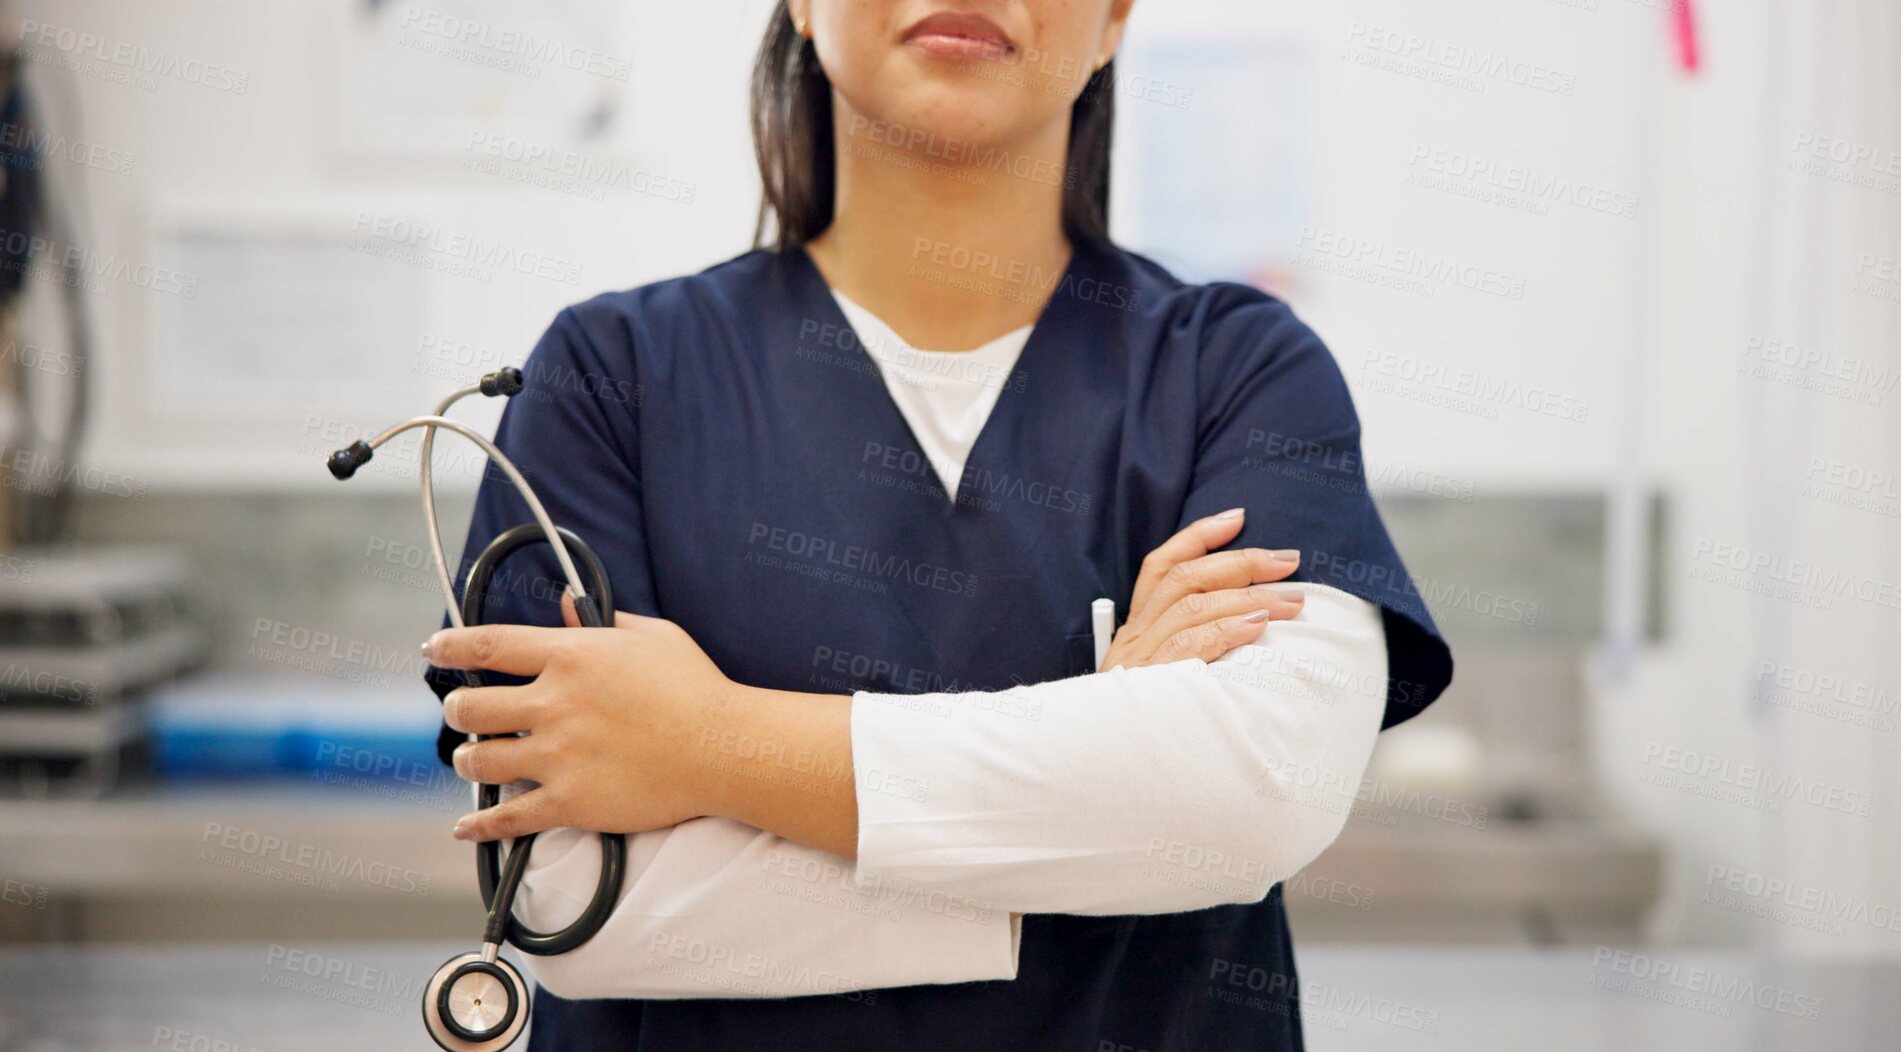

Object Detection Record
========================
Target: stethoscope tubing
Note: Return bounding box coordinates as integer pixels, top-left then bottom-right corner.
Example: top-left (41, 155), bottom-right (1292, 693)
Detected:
top-left (361, 413), bottom-right (592, 616)
top-left (459, 521), bottom-right (625, 955)
top-left (420, 383), bottom-right (483, 631)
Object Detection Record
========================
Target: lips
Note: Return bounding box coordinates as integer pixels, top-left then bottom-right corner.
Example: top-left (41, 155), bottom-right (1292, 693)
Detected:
top-left (902, 11), bottom-right (1015, 60)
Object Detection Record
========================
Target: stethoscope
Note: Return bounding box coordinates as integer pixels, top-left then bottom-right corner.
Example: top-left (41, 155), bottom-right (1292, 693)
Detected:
top-left (327, 367), bottom-right (627, 1051)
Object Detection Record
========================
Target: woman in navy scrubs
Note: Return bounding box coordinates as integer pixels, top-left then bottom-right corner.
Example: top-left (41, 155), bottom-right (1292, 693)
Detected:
top-left (422, 2), bottom-right (1453, 1048)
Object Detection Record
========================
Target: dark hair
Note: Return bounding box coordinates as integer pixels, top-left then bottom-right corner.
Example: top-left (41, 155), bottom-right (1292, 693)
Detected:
top-left (750, 3), bottom-right (1116, 251)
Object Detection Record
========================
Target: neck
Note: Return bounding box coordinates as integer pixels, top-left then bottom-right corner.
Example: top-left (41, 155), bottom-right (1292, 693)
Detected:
top-left (805, 100), bottom-right (1075, 352)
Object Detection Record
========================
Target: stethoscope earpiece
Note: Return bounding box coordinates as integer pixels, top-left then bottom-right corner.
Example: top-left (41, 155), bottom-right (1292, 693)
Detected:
top-left (325, 439), bottom-right (374, 480)
top-left (423, 951), bottom-right (530, 1052)
top-left (480, 366), bottom-right (526, 398)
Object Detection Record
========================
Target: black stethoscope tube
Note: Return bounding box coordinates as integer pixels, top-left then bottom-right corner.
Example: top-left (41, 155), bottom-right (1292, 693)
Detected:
top-left (459, 522), bottom-right (627, 956)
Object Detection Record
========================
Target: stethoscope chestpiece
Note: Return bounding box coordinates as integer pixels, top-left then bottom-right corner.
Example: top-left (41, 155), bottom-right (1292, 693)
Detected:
top-left (422, 950), bottom-right (530, 1052)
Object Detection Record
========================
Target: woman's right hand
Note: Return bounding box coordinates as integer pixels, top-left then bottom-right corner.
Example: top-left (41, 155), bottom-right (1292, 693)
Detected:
top-left (1100, 508), bottom-right (1304, 671)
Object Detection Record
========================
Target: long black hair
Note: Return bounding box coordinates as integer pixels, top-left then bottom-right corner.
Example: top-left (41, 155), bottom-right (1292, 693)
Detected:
top-left (749, 3), bottom-right (1116, 251)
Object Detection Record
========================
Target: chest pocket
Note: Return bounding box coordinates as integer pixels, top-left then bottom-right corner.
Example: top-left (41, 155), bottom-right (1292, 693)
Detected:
top-left (1066, 632), bottom-right (1098, 676)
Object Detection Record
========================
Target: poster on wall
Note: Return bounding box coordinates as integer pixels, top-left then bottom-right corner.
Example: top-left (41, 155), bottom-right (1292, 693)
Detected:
top-left (152, 219), bottom-right (427, 423)
top-left (1117, 38), bottom-right (1316, 298)
top-left (334, 0), bottom-right (631, 158)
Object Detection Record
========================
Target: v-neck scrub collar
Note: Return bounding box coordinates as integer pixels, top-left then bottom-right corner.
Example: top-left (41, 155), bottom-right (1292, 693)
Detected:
top-left (826, 288), bottom-right (1033, 501)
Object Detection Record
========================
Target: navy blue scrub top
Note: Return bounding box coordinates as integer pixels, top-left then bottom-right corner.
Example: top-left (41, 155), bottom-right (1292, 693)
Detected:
top-left (428, 239), bottom-right (1453, 1052)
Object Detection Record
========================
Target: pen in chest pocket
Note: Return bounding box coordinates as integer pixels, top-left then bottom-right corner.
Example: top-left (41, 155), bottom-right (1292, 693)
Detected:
top-left (1091, 597), bottom-right (1115, 671)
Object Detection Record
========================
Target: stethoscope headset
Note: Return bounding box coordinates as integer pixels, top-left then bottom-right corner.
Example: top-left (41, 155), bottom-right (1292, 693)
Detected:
top-left (328, 368), bottom-right (626, 1050)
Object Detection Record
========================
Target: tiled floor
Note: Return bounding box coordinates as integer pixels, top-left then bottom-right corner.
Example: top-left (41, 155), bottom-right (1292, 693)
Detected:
top-left (0, 943), bottom-right (1892, 1050)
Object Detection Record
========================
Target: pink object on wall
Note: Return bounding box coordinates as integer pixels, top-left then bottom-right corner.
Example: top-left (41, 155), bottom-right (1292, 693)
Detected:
top-left (1673, 0), bottom-right (1700, 73)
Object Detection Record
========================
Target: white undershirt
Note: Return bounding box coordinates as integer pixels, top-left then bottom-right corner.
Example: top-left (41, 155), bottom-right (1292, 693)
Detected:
top-left (831, 289), bottom-right (1033, 501)
top-left (508, 298), bottom-right (1390, 1001)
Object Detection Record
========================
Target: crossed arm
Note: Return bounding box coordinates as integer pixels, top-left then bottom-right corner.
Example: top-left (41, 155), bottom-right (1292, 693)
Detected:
top-left (423, 509), bottom-right (1387, 998)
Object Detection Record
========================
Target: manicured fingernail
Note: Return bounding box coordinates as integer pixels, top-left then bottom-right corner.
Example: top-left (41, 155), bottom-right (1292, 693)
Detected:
top-left (1241, 609), bottom-right (1270, 624)
top-left (1216, 507), bottom-right (1246, 521)
top-left (421, 632), bottom-right (441, 661)
top-left (1269, 549), bottom-right (1300, 563)
top-left (1256, 585), bottom-right (1305, 603)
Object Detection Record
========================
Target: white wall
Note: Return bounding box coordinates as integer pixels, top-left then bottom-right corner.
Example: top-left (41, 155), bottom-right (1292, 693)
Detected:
top-left (1590, 0), bottom-right (1901, 957)
top-left (22, 0), bottom-right (777, 490)
top-left (23, 0), bottom-right (1901, 955)
top-left (35, 0), bottom-right (1651, 493)
top-left (1123, 0), bottom-right (1901, 959)
top-left (1119, 0), bottom-right (1647, 491)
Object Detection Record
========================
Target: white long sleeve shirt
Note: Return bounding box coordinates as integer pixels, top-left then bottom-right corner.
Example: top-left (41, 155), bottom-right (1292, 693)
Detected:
top-left (508, 297), bottom-right (1388, 1000)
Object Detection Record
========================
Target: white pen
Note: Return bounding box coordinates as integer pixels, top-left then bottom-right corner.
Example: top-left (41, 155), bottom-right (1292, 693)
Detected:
top-left (1091, 597), bottom-right (1116, 671)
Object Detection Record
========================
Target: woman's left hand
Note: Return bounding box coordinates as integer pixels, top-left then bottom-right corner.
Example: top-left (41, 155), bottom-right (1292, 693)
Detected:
top-left (425, 593), bottom-right (735, 843)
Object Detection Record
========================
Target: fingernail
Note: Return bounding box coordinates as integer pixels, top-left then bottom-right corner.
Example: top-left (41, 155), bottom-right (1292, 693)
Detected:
top-left (1269, 549), bottom-right (1300, 563)
top-left (1241, 609), bottom-right (1270, 624)
top-left (452, 819), bottom-right (471, 841)
top-left (1255, 585), bottom-right (1305, 603)
top-left (1216, 507), bottom-right (1246, 521)
top-left (421, 632), bottom-right (441, 661)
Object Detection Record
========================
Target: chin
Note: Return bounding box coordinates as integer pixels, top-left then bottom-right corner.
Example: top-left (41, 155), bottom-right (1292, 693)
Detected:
top-left (863, 78), bottom-right (1024, 147)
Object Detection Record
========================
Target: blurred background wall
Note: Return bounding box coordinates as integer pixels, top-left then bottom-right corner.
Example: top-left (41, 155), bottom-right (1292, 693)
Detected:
top-left (2, 0), bottom-right (1899, 1046)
